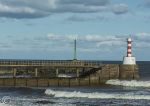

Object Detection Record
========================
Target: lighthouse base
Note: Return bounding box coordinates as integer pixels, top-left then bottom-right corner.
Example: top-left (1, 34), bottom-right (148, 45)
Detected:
top-left (123, 56), bottom-right (136, 65)
top-left (119, 64), bottom-right (139, 79)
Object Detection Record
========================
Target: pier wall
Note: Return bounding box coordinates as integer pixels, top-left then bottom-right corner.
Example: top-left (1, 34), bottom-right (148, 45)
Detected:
top-left (0, 64), bottom-right (139, 87)
top-left (119, 64), bottom-right (139, 79)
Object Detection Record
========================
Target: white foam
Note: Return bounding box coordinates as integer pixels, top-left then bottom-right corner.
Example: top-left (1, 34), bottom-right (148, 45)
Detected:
top-left (45, 89), bottom-right (150, 100)
top-left (0, 103), bottom-right (9, 106)
top-left (106, 79), bottom-right (150, 87)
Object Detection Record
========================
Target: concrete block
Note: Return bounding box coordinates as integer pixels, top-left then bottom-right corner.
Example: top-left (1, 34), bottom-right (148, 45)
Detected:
top-left (59, 78), bottom-right (69, 87)
top-left (27, 79), bottom-right (38, 87)
top-left (119, 65), bottom-right (139, 79)
top-left (100, 70), bottom-right (110, 79)
top-left (3, 78), bottom-right (15, 86)
top-left (38, 79), bottom-right (49, 87)
top-left (48, 79), bottom-right (59, 86)
top-left (90, 76), bottom-right (99, 85)
top-left (70, 78), bottom-right (79, 86)
top-left (0, 79), bottom-right (4, 86)
top-left (16, 79), bottom-right (27, 87)
top-left (79, 77), bottom-right (89, 86)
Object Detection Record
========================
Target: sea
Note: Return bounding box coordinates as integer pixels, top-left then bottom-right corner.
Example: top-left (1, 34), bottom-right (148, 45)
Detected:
top-left (0, 61), bottom-right (150, 106)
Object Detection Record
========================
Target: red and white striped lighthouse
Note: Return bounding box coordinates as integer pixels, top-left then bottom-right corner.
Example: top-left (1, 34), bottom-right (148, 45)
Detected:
top-left (127, 37), bottom-right (132, 57)
top-left (123, 37), bottom-right (136, 65)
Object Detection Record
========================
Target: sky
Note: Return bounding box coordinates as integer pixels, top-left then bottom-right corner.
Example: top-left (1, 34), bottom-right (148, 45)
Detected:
top-left (0, 0), bottom-right (150, 61)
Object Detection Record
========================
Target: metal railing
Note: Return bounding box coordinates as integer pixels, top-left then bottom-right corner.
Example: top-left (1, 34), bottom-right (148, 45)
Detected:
top-left (0, 59), bottom-right (102, 67)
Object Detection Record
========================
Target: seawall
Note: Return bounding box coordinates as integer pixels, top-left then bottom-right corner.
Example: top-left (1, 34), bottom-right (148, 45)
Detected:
top-left (0, 64), bottom-right (139, 87)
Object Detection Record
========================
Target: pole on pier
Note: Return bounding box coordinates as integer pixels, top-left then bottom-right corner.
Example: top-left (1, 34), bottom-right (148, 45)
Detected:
top-left (13, 68), bottom-right (17, 77)
top-left (74, 39), bottom-right (77, 60)
top-left (35, 68), bottom-right (38, 77)
top-left (76, 68), bottom-right (79, 77)
top-left (56, 68), bottom-right (59, 77)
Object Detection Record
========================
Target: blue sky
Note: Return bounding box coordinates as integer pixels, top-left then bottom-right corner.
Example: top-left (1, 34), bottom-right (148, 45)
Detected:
top-left (0, 0), bottom-right (150, 61)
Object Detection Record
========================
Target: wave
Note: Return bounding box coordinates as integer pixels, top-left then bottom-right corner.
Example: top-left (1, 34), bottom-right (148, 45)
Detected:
top-left (0, 103), bottom-right (9, 106)
top-left (106, 79), bottom-right (150, 87)
top-left (45, 89), bottom-right (150, 100)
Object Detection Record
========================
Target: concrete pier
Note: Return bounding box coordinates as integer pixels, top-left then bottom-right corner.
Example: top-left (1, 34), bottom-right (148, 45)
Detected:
top-left (0, 60), bottom-right (139, 87)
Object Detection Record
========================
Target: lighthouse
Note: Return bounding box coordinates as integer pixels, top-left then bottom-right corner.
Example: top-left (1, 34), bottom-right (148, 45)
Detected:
top-left (123, 37), bottom-right (136, 65)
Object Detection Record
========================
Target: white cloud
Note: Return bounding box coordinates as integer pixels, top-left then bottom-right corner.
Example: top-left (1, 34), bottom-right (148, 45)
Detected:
top-left (47, 33), bottom-right (150, 51)
top-left (133, 32), bottom-right (150, 48)
top-left (0, 3), bottom-right (35, 13)
top-left (0, 0), bottom-right (129, 19)
top-left (96, 40), bottom-right (124, 47)
top-left (48, 33), bottom-right (124, 42)
top-left (47, 33), bottom-right (126, 52)
top-left (48, 33), bottom-right (78, 41)
top-left (66, 15), bottom-right (108, 22)
top-left (2, 32), bottom-right (150, 53)
top-left (135, 32), bottom-right (150, 39)
top-left (112, 4), bottom-right (128, 15)
top-left (0, 1), bottom-right (50, 18)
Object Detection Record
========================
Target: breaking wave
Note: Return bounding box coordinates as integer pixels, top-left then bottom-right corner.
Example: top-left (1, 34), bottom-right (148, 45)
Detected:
top-left (106, 79), bottom-right (150, 87)
top-left (45, 89), bottom-right (150, 100)
top-left (0, 103), bottom-right (9, 106)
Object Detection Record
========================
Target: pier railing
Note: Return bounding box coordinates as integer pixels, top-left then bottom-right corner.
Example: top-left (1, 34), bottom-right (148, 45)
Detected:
top-left (0, 59), bottom-right (102, 68)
